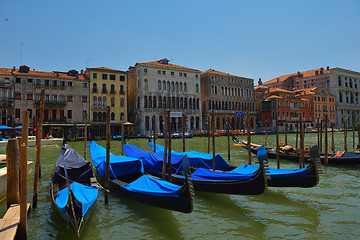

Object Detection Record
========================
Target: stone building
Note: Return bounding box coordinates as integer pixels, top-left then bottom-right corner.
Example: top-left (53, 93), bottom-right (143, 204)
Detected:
top-left (127, 58), bottom-right (202, 136)
top-left (200, 69), bottom-right (255, 131)
top-left (0, 68), bottom-right (15, 126)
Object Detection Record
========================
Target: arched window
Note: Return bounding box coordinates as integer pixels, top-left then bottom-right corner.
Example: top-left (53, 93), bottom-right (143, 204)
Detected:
top-left (120, 97), bottom-right (124, 108)
top-left (159, 96), bottom-right (162, 108)
top-left (137, 96), bottom-right (140, 109)
top-left (163, 96), bottom-right (167, 108)
top-left (120, 112), bottom-right (124, 121)
top-left (98, 96), bottom-right (102, 106)
top-left (168, 97), bottom-right (171, 108)
top-left (111, 84), bottom-right (115, 92)
top-left (221, 86), bottom-right (224, 95)
top-left (93, 112), bottom-right (97, 121)
top-left (184, 82), bottom-right (187, 92)
top-left (215, 86), bottom-right (218, 95)
top-left (144, 96), bottom-right (147, 108)
top-left (163, 80), bottom-right (166, 90)
top-left (148, 96), bottom-right (152, 108)
top-left (184, 98), bottom-right (187, 109)
top-left (111, 97), bottom-right (115, 107)
top-left (180, 97), bottom-right (183, 109)
top-left (102, 84), bottom-right (107, 93)
top-left (209, 100), bottom-right (211, 110)
top-left (102, 112), bottom-right (106, 121)
top-left (176, 97), bottom-right (179, 109)
top-left (171, 81), bottom-right (175, 91)
top-left (180, 82), bottom-right (183, 91)
top-left (111, 112), bottom-right (115, 121)
top-left (158, 80), bottom-right (161, 90)
top-left (189, 98), bottom-right (192, 109)
top-left (93, 96), bottom-right (97, 105)
top-left (145, 116), bottom-right (150, 131)
top-left (197, 98), bottom-right (199, 109)
top-left (103, 96), bottom-right (106, 106)
top-left (172, 97), bottom-right (175, 109)
top-left (93, 83), bottom-right (97, 92)
top-left (176, 82), bottom-right (179, 92)
top-left (167, 81), bottom-right (170, 91)
top-left (225, 87), bottom-right (227, 95)
top-left (193, 98), bottom-right (196, 109)
top-left (153, 96), bottom-right (157, 108)
top-left (120, 85), bottom-right (124, 94)
top-left (211, 85), bottom-right (214, 94)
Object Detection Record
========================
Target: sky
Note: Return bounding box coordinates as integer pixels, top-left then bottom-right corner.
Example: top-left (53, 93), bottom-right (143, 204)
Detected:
top-left (0, 0), bottom-right (359, 83)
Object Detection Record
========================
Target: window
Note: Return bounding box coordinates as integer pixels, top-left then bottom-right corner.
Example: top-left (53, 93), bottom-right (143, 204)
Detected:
top-left (120, 97), bottom-right (124, 107)
top-left (111, 97), bottom-right (115, 107)
top-left (27, 78), bottom-right (33, 83)
top-left (162, 71), bottom-right (166, 75)
top-left (67, 95), bottom-right (73, 102)
top-left (82, 110), bottom-right (87, 120)
top-left (44, 79), bottom-right (50, 86)
top-left (120, 112), bottom-right (124, 121)
top-left (59, 81), bottom-right (65, 87)
top-left (83, 82), bottom-right (88, 88)
top-left (15, 109), bottom-right (20, 118)
top-left (15, 92), bottom-right (21, 99)
top-left (68, 81), bottom-right (73, 87)
top-left (144, 69), bottom-right (148, 73)
top-left (179, 73), bottom-right (183, 77)
top-left (82, 96), bottom-right (87, 102)
top-left (110, 84), bottom-right (115, 93)
top-left (102, 74), bottom-right (108, 80)
top-left (111, 112), bottom-right (115, 121)
top-left (92, 83), bottom-right (97, 92)
top-left (184, 73), bottom-right (187, 77)
top-left (15, 78), bottom-right (21, 83)
top-left (110, 74), bottom-right (115, 80)
top-left (157, 70), bottom-right (161, 74)
top-left (120, 85), bottom-right (124, 94)
top-left (171, 72), bottom-right (174, 76)
top-left (67, 110), bottom-right (72, 119)
top-left (195, 74), bottom-right (198, 78)
top-left (93, 73), bottom-right (97, 79)
top-left (52, 80), bottom-right (57, 87)
top-left (120, 75), bottom-right (125, 81)
top-left (184, 82), bottom-right (187, 92)
top-left (102, 84), bottom-right (107, 93)
top-left (27, 93), bottom-right (33, 100)
top-left (36, 79), bottom-right (41, 86)
top-left (158, 80), bottom-right (161, 90)
top-left (196, 84), bottom-right (199, 92)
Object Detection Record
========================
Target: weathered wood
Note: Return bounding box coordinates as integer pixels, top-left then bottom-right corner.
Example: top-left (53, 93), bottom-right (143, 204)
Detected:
top-left (324, 115), bottom-right (329, 166)
top-left (19, 111), bottom-right (29, 239)
top-left (212, 110), bottom-right (216, 170)
top-left (358, 122), bottom-right (360, 149)
top-left (207, 117), bottom-right (210, 154)
top-left (167, 111), bottom-right (172, 182)
top-left (353, 122), bottom-right (355, 149)
top-left (0, 203), bottom-right (31, 240)
top-left (6, 139), bottom-right (20, 209)
top-left (319, 120), bottom-right (323, 153)
top-left (247, 109), bottom-right (251, 165)
top-left (227, 118), bottom-right (230, 161)
top-left (317, 119), bottom-right (320, 149)
top-left (295, 121), bottom-right (299, 150)
top-left (284, 119), bottom-right (287, 145)
top-left (105, 106), bottom-right (110, 204)
top-left (344, 118), bottom-right (348, 152)
top-left (32, 89), bottom-right (45, 209)
top-left (264, 120), bottom-right (268, 147)
top-left (84, 112), bottom-right (87, 160)
top-left (182, 114), bottom-right (186, 152)
top-left (121, 120), bottom-right (125, 156)
top-left (162, 110), bottom-right (168, 180)
top-left (299, 114), bottom-right (304, 168)
top-left (275, 112), bottom-right (280, 169)
top-left (152, 115), bottom-right (156, 153)
top-left (331, 121), bottom-right (335, 153)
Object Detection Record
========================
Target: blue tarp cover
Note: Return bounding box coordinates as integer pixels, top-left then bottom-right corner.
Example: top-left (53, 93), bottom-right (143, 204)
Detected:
top-left (56, 182), bottom-right (98, 217)
top-left (124, 144), bottom-right (185, 173)
top-left (89, 141), bottom-right (143, 179)
top-left (149, 142), bottom-right (230, 170)
top-left (230, 164), bottom-right (308, 179)
top-left (121, 175), bottom-right (181, 197)
top-left (189, 168), bottom-right (253, 181)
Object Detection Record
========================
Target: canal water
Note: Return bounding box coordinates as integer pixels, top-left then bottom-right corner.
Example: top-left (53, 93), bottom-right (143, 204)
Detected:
top-left (0, 133), bottom-right (359, 239)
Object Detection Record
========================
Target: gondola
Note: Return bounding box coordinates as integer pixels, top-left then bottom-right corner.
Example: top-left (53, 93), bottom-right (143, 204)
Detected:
top-left (149, 140), bottom-right (320, 188)
top-left (51, 142), bottom-right (98, 236)
top-left (124, 143), bottom-right (267, 195)
top-left (89, 141), bottom-right (193, 213)
top-left (233, 136), bottom-right (360, 165)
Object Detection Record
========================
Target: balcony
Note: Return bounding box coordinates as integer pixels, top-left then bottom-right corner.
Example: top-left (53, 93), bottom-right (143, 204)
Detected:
top-left (34, 100), bottom-right (67, 106)
top-left (92, 89), bottom-right (98, 93)
top-left (102, 89), bottom-right (108, 94)
top-left (110, 90), bottom-right (116, 94)
top-left (92, 105), bottom-right (106, 110)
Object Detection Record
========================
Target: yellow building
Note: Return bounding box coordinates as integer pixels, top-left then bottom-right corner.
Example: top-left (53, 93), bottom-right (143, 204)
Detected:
top-left (85, 67), bottom-right (127, 125)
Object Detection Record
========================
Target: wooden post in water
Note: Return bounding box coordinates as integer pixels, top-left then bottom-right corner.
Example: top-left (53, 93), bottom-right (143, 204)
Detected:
top-left (227, 118), bottom-right (231, 161)
top-left (264, 120), bottom-right (268, 147)
top-left (284, 119), bottom-right (287, 145)
top-left (19, 111), bottom-right (29, 239)
top-left (331, 121), bottom-right (335, 153)
top-left (167, 111), bottom-right (172, 182)
top-left (121, 120), bottom-right (125, 156)
top-left (32, 89), bottom-right (44, 209)
top-left (353, 121), bottom-right (355, 149)
top-left (275, 112), bottom-right (280, 169)
top-left (295, 120), bottom-right (299, 150)
top-left (104, 106), bottom-right (110, 204)
top-left (247, 109), bottom-right (252, 165)
top-left (152, 115), bottom-right (156, 153)
top-left (207, 117), bottom-right (210, 153)
top-left (182, 114), bottom-right (186, 152)
top-left (344, 118), bottom-right (348, 152)
top-left (211, 110), bottom-right (216, 170)
top-left (324, 115), bottom-right (329, 166)
top-left (358, 122), bottom-right (360, 149)
top-left (319, 120), bottom-right (323, 154)
top-left (162, 110), bottom-right (168, 180)
top-left (302, 120), bottom-right (306, 168)
top-left (84, 112), bottom-right (87, 160)
top-left (317, 118), bottom-right (320, 149)
top-left (6, 138), bottom-right (20, 209)
top-left (299, 114), bottom-right (304, 168)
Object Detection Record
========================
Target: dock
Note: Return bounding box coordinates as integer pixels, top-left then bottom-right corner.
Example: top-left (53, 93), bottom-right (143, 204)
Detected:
top-left (0, 203), bottom-right (31, 239)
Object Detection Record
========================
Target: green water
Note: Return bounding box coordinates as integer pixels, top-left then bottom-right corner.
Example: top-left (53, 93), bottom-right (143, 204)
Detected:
top-left (0, 133), bottom-right (359, 239)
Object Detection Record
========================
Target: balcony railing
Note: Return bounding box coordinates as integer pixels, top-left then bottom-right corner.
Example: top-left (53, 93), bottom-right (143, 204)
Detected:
top-left (34, 100), bottom-right (67, 106)
top-left (110, 90), bottom-right (116, 94)
top-left (92, 105), bottom-right (106, 110)
top-left (92, 89), bottom-right (98, 93)
top-left (102, 89), bottom-right (108, 94)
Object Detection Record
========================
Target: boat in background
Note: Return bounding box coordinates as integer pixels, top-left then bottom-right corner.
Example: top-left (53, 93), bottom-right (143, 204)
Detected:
top-left (51, 143), bottom-right (98, 236)
top-left (89, 141), bottom-right (194, 213)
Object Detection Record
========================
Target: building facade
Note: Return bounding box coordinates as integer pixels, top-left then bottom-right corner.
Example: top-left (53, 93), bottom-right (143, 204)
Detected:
top-left (85, 67), bottom-right (128, 126)
top-left (200, 69), bottom-right (255, 131)
top-left (0, 68), bottom-right (15, 126)
top-left (127, 58), bottom-right (202, 136)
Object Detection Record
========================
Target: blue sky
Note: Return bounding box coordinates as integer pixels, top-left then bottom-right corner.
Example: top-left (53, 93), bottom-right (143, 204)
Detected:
top-left (1, 0), bottom-right (359, 83)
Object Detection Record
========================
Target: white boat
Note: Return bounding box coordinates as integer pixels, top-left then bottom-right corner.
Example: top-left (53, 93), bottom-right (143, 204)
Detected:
top-left (0, 154), bottom-right (33, 201)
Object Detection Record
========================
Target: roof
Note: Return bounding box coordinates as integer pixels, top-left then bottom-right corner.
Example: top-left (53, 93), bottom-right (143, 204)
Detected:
top-left (201, 69), bottom-right (253, 80)
top-left (135, 58), bottom-right (200, 72)
top-left (1, 67), bottom-right (88, 80)
top-left (87, 67), bottom-right (126, 73)
top-left (267, 87), bottom-right (295, 94)
top-left (266, 95), bottom-right (283, 100)
top-left (264, 68), bottom-right (331, 85)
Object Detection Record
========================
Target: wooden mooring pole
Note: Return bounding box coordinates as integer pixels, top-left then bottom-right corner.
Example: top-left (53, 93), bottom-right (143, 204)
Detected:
top-left (227, 118), bottom-right (230, 162)
top-left (104, 106), bottom-right (110, 204)
top-left (332, 121), bottom-right (335, 153)
top-left (264, 120), bottom-right (268, 147)
top-left (299, 114), bottom-right (304, 168)
top-left (317, 118), bottom-right (320, 149)
top-left (162, 110), bottom-right (168, 180)
top-left (182, 114), bottom-right (186, 152)
top-left (284, 119), bottom-right (287, 145)
top-left (247, 109), bottom-right (252, 165)
top-left (84, 112), bottom-right (87, 160)
top-left (6, 139), bottom-right (20, 209)
top-left (32, 89), bottom-right (44, 209)
top-left (152, 115), bottom-right (156, 153)
top-left (344, 118), bottom-right (348, 152)
top-left (121, 120), bottom-right (125, 156)
top-left (295, 120), bottom-right (299, 150)
top-left (319, 120), bottom-right (323, 154)
top-left (19, 111), bottom-right (29, 239)
top-left (275, 112), bottom-right (280, 169)
top-left (353, 122), bottom-right (355, 149)
top-left (358, 122), bottom-right (360, 149)
top-left (207, 117), bottom-right (210, 154)
top-left (211, 110), bottom-right (216, 170)
top-left (324, 115), bottom-right (329, 166)
top-left (167, 111), bottom-right (172, 182)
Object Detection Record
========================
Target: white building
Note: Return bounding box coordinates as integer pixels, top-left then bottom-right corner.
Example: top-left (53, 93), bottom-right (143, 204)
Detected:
top-left (128, 58), bottom-right (202, 136)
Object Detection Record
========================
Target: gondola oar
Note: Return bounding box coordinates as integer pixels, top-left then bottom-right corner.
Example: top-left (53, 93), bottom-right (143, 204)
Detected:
top-left (63, 163), bottom-right (79, 236)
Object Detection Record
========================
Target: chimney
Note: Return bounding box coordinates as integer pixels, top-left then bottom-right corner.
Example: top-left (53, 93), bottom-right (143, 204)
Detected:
top-left (297, 71), bottom-right (300, 77)
top-left (326, 66), bottom-right (329, 71)
top-left (320, 68), bottom-right (324, 74)
top-left (277, 78), bottom-right (279, 83)
top-left (80, 69), bottom-right (84, 74)
top-left (258, 78), bottom-right (262, 85)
